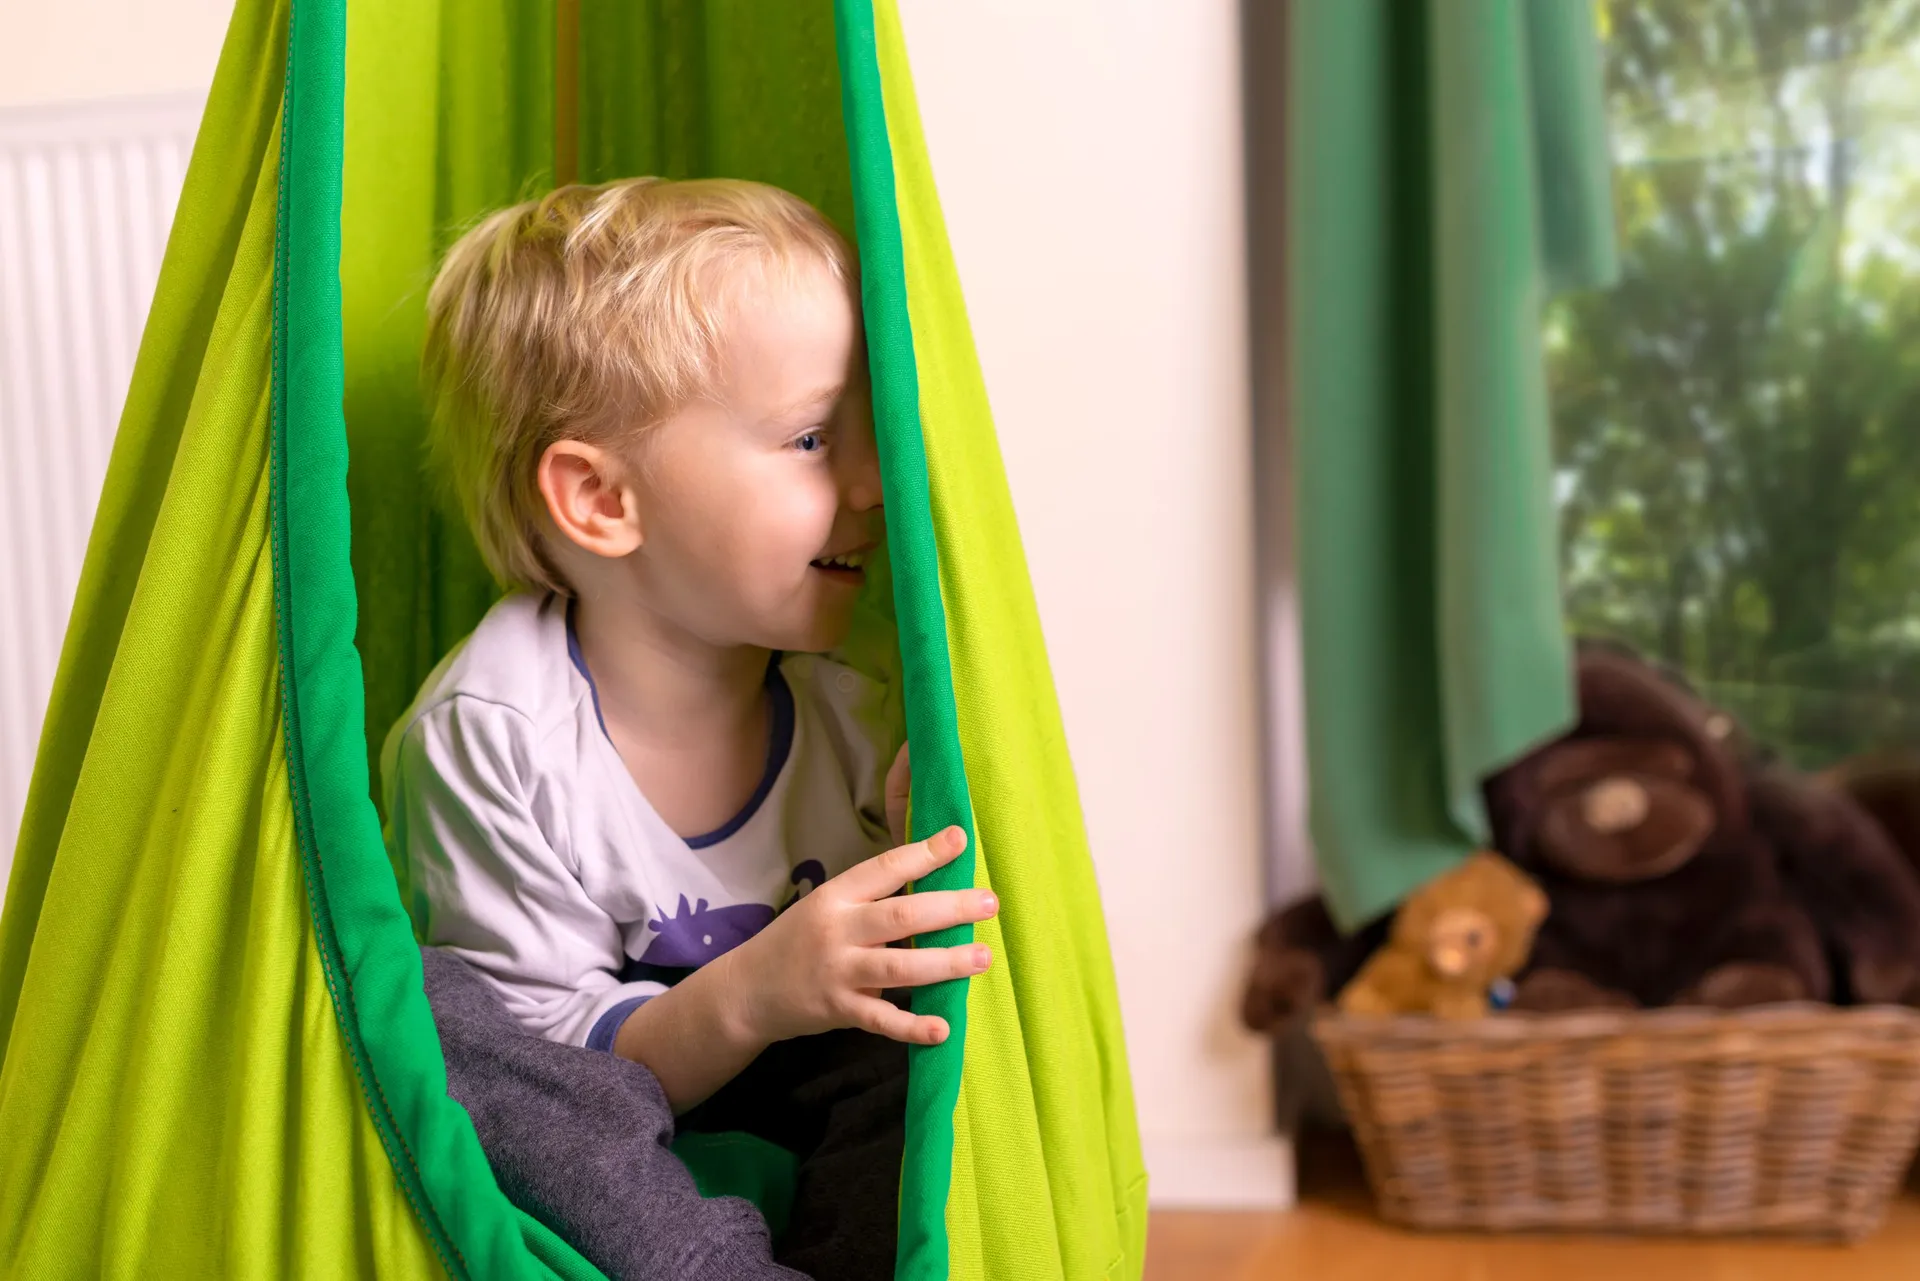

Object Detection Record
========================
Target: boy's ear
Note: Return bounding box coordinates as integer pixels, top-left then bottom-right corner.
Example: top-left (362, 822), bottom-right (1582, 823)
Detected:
top-left (538, 440), bottom-right (643, 559)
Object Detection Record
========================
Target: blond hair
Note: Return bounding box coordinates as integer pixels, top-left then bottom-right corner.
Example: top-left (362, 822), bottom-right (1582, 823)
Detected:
top-left (422, 176), bottom-right (857, 594)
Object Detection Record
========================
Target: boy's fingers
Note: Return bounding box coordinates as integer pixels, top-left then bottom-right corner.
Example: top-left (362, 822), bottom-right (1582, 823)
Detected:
top-left (852, 888), bottom-right (998, 946)
top-left (850, 942), bottom-right (991, 990)
top-left (837, 825), bottom-right (968, 902)
top-left (850, 998), bottom-right (950, 1046)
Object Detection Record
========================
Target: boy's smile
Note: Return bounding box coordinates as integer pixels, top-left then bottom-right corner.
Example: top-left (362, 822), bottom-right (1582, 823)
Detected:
top-left (810, 540), bottom-right (878, 590)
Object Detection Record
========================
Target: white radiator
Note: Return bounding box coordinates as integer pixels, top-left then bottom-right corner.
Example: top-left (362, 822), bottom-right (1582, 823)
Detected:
top-left (0, 92), bottom-right (203, 874)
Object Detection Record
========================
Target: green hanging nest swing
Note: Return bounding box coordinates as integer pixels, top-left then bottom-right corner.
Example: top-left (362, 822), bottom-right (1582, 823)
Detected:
top-left (0, 1), bottom-right (1146, 1277)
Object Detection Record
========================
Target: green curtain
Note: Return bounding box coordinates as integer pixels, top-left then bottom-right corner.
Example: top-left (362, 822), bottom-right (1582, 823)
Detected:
top-left (1287, 0), bottom-right (1618, 929)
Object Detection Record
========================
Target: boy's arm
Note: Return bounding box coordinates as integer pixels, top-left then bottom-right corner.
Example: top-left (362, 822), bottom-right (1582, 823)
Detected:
top-left (609, 948), bottom-right (768, 1113)
top-left (393, 699), bottom-right (666, 1044)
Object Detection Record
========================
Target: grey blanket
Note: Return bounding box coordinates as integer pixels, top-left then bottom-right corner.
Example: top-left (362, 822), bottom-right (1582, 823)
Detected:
top-left (420, 946), bottom-right (807, 1281)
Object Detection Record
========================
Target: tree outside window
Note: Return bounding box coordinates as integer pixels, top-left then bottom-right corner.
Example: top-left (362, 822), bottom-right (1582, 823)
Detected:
top-left (1552, 0), bottom-right (1920, 769)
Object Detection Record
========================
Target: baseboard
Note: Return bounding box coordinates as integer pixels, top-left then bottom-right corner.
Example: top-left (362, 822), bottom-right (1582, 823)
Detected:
top-left (1143, 1133), bottom-right (1296, 1210)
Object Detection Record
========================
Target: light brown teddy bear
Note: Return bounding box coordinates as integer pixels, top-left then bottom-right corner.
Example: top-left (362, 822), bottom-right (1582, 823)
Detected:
top-left (1336, 853), bottom-right (1549, 1020)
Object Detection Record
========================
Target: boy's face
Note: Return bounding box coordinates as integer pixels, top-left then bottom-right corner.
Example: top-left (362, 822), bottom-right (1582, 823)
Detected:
top-left (623, 260), bottom-right (882, 654)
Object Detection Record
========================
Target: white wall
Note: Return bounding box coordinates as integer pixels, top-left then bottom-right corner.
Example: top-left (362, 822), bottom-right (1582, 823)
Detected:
top-left (1, 1), bottom-right (228, 886)
top-left (0, 0), bottom-right (230, 108)
top-left (0, 94), bottom-right (200, 881)
top-left (0, 0), bottom-right (1287, 1209)
top-left (897, 0), bottom-right (1284, 1207)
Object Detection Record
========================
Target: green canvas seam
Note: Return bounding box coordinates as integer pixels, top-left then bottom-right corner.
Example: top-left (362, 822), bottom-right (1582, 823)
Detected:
top-left (269, 3), bottom-right (465, 1276)
top-left (834, 2), bottom-right (974, 1277)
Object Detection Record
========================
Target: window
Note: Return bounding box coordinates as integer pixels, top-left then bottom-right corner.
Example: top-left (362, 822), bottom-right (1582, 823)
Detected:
top-left (1551, 0), bottom-right (1920, 769)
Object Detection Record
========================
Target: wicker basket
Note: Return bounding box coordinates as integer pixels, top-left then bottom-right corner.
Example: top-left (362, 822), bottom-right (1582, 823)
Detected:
top-left (1311, 1003), bottom-right (1920, 1240)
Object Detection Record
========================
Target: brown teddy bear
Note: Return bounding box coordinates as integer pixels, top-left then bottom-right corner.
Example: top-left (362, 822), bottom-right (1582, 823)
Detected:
top-left (1336, 853), bottom-right (1548, 1019)
top-left (1490, 645), bottom-right (1920, 1011)
top-left (1484, 644), bottom-right (1829, 1010)
top-left (1241, 644), bottom-right (1920, 1029)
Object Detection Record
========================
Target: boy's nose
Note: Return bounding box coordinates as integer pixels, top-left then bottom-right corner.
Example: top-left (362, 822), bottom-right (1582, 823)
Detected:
top-left (843, 443), bottom-right (884, 513)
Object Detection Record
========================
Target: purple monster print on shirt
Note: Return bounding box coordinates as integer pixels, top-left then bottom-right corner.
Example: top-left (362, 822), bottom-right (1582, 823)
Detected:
top-left (786, 859), bottom-right (827, 904)
top-left (639, 896), bottom-right (776, 968)
top-left (638, 861), bottom-right (835, 968)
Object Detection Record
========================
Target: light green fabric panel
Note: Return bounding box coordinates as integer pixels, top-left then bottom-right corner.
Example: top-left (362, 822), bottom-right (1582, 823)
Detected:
top-left (341, 0), bottom-right (552, 833)
top-left (871, 4), bottom-right (1148, 1278)
top-left (0, 0), bottom-right (285, 1020)
top-left (1287, 0), bottom-right (1618, 929)
top-left (0, 2), bottom-right (444, 1271)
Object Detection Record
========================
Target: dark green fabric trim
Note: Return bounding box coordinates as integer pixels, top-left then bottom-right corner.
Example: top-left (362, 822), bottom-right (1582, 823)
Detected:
top-left (835, 3), bottom-right (974, 1277)
top-left (270, 1), bottom-right (463, 1275)
top-left (273, 2), bottom-right (601, 1278)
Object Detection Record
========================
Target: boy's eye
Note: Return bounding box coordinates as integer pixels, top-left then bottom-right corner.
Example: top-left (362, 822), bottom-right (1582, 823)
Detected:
top-left (795, 431), bottom-right (826, 453)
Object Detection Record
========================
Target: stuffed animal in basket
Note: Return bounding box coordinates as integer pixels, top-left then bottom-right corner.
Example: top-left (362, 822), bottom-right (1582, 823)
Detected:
top-left (1822, 752), bottom-right (1920, 883)
top-left (1335, 852), bottom-right (1548, 1019)
top-left (1746, 758), bottom-right (1920, 1008)
top-left (1241, 894), bottom-right (1390, 1032)
top-left (1487, 643), bottom-right (1920, 1012)
top-left (1240, 644), bottom-right (1920, 1029)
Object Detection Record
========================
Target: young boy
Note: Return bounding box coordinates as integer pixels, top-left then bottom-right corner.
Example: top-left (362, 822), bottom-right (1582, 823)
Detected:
top-left (382, 177), bottom-right (998, 1271)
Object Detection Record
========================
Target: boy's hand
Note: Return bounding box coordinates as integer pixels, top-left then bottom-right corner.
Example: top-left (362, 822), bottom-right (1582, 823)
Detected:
top-left (885, 742), bottom-right (911, 847)
top-left (720, 825), bottom-right (993, 1047)
top-left (613, 823), bottom-right (988, 1111)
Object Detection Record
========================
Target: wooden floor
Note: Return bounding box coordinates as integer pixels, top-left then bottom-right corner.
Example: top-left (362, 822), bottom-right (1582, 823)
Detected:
top-left (1144, 1133), bottom-right (1920, 1281)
